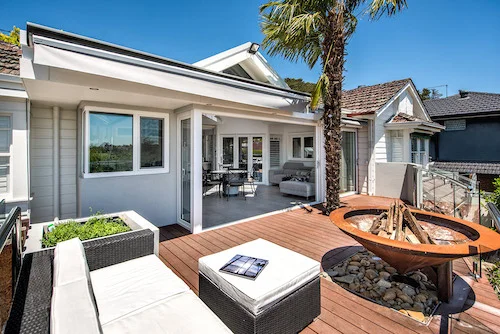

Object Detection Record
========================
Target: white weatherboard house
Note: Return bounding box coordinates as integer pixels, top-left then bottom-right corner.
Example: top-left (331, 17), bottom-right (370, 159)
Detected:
top-left (1, 23), bottom-right (442, 233)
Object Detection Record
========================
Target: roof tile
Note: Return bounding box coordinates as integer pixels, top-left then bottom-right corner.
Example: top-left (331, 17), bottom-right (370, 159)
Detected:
top-left (342, 78), bottom-right (411, 114)
top-left (432, 161), bottom-right (500, 175)
top-left (424, 92), bottom-right (500, 118)
top-left (0, 41), bottom-right (21, 76)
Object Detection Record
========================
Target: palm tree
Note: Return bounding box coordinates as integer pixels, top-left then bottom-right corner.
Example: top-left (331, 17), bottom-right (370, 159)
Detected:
top-left (260, 0), bottom-right (407, 214)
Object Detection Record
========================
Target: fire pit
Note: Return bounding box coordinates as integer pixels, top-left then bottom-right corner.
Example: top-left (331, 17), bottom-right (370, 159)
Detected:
top-left (330, 204), bottom-right (500, 301)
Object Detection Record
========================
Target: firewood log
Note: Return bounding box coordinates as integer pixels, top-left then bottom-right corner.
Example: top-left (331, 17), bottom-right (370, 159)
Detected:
top-left (401, 207), bottom-right (432, 244)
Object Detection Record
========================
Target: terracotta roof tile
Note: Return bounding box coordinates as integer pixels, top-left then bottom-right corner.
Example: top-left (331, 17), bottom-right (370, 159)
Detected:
top-left (0, 41), bottom-right (21, 76)
top-left (342, 78), bottom-right (411, 115)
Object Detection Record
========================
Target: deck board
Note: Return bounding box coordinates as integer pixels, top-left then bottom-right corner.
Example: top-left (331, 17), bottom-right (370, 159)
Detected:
top-left (159, 195), bottom-right (500, 333)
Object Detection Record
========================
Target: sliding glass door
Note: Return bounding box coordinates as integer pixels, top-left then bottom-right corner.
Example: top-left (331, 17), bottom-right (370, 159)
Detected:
top-left (340, 131), bottom-right (356, 193)
top-left (180, 118), bottom-right (191, 224)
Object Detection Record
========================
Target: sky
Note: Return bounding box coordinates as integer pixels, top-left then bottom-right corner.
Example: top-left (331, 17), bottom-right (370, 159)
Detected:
top-left (2, 0), bottom-right (500, 96)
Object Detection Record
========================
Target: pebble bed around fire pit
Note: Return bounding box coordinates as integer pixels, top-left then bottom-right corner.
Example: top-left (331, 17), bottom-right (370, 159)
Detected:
top-left (322, 249), bottom-right (439, 323)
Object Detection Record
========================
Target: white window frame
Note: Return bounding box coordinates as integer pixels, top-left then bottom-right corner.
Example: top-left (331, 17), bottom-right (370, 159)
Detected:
top-left (82, 106), bottom-right (169, 178)
top-left (288, 133), bottom-right (314, 161)
top-left (410, 135), bottom-right (429, 165)
top-left (0, 114), bottom-right (12, 195)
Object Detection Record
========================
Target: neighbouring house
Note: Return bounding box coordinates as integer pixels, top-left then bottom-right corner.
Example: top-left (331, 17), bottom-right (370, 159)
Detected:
top-left (425, 91), bottom-right (500, 192)
top-left (2, 23), bottom-right (442, 234)
top-left (0, 41), bottom-right (29, 215)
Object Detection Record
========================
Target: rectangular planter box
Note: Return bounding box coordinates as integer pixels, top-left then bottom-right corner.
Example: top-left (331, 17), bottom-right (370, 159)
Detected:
top-left (24, 211), bottom-right (159, 256)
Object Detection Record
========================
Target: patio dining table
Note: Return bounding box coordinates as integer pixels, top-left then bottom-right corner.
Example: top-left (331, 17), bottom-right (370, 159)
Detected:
top-left (210, 170), bottom-right (247, 196)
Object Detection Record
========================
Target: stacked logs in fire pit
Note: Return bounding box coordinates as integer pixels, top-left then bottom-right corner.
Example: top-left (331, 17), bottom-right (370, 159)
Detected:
top-left (369, 201), bottom-right (434, 245)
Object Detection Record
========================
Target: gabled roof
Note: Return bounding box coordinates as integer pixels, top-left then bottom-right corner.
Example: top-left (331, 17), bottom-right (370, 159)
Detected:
top-left (342, 78), bottom-right (411, 115)
top-left (193, 42), bottom-right (289, 89)
top-left (424, 92), bottom-right (500, 119)
top-left (385, 112), bottom-right (444, 132)
top-left (0, 41), bottom-right (21, 76)
top-left (432, 161), bottom-right (500, 175)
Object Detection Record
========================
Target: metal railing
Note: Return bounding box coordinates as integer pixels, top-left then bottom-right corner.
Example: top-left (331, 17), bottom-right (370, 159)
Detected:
top-left (0, 206), bottom-right (23, 296)
top-left (414, 166), bottom-right (481, 224)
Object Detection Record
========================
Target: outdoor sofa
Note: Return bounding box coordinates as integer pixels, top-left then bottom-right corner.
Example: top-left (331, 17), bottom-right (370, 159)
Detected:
top-left (5, 229), bottom-right (231, 334)
top-left (269, 162), bottom-right (315, 199)
top-left (268, 162), bottom-right (313, 185)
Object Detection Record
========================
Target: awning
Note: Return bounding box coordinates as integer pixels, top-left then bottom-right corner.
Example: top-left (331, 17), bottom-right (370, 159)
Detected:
top-left (32, 36), bottom-right (309, 112)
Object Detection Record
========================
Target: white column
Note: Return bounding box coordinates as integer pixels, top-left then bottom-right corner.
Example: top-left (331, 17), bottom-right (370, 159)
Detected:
top-left (191, 108), bottom-right (203, 234)
top-left (315, 122), bottom-right (325, 202)
top-left (53, 106), bottom-right (60, 219)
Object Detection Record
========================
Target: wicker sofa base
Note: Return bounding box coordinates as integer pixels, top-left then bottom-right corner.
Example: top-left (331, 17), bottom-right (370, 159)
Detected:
top-left (199, 273), bottom-right (320, 334)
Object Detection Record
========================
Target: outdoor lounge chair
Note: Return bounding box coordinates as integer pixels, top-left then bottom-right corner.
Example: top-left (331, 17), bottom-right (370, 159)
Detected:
top-left (5, 230), bottom-right (231, 334)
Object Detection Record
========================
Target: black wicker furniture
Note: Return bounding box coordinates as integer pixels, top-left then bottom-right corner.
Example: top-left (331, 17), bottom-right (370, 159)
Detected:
top-left (5, 229), bottom-right (231, 334)
top-left (199, 239), bottom-right (321, 334)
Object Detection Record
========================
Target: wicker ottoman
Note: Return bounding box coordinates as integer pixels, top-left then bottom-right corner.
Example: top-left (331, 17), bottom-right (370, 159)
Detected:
top-left (199, 239), bottom-right (321, 334)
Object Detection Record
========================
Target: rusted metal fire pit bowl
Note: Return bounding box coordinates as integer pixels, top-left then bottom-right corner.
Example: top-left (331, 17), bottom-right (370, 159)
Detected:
top-left (330, 206), bottom-right (500, 274)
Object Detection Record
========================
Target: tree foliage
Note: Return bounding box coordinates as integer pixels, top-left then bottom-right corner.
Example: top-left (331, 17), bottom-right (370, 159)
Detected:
top-left (484, 177), bottom-right (500, 210)
top-left (419, 87), bottom-right (442, 100)
top-left (0, 26), bottom-right (20, 46)
top-left (285, 77), bottom-right (316, 94)
top-left (260, 0), bottom-right (407, 214)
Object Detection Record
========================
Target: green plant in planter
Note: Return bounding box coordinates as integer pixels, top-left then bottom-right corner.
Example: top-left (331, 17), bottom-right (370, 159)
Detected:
top-left (41, 214), bottom-right (131, 247)
top-left (487, 261), bottom-right (500, 299)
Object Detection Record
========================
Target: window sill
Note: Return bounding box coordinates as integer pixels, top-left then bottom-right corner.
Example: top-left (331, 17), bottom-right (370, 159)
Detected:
top-left (82, 168), bottom-right (169, 179)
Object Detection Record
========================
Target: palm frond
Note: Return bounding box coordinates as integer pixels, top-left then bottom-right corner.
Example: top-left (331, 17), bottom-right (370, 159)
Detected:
top-left (368, 0), bottom-right (408, 19)
top-left (311, 73), bottom-right (329, 110)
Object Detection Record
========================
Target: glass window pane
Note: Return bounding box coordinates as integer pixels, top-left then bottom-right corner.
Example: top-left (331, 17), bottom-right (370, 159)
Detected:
top-left (252, 137), bottom-right (263, 182)
top-left (0, 116), bottom-right (10, 129)
top-left (140, 117), bottom-right (163, 168)
top-left (0, 130), bottom-right (10, 153)
top-left (292, 137), bottom-right (301, 158)
top-left (411, 137), bottom-right (417, 152)
top-left (238, 137), bottom-right (248, 171)
top-left (223, 137), bottom-right (234, 165)
top-left (304, 137), bottom-right (314, 159)
top-left (89, 112), bottom-right (133, 173)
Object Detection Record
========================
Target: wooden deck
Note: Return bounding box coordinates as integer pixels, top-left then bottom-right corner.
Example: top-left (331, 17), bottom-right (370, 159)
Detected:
top-left (158, 195), bottom-right (500, 333)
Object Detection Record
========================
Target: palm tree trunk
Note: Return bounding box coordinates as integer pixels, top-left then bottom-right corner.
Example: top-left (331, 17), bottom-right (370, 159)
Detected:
top-left (322, 11), bottom-right (345, 215)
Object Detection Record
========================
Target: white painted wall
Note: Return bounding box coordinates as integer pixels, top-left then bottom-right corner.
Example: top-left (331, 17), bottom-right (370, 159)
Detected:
top-left (0, 97), bottom-right (29, 212)
top-left (374, 102), bottom-right (396, 163)
top-left (30, 106), bottom-right (77, 222)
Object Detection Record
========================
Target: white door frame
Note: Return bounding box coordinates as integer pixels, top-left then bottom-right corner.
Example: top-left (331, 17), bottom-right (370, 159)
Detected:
top-left (341, 128), bottom-right (358, 195)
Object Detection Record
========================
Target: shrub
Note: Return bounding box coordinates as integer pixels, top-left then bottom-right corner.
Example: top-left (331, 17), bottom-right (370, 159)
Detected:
top-left (484, 177), bottom-right (500, 209)
top-left (487, 261), bottom-right (500, 300)
top-left (41, 215), bottom-right (131, 247)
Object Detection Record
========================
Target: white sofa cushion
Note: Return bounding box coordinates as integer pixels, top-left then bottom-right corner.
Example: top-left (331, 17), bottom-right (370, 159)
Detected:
top-left (102, 291), bottom-right (231, 334)
top-left (198, 238), bottom-right (320, 315)
top-left (53, 237), bottom-right (90, 287)
top-left (90, 254), bottom-right (190, 325)
top-left (51, 278), bottom-right (102, 334)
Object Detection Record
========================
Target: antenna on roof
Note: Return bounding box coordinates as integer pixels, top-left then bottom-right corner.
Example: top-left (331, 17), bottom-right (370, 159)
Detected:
top-left (427, 84), bottom-right (448, 97)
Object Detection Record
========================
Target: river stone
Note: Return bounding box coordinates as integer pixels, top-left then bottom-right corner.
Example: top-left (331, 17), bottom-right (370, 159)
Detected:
top-left (382, 290), bottom-right (397, 301)
top-left (377, 279), bottom-right (392, 289)
top-left (336, 268), bottom-right (346, 276)
top-left (385, 266), bottom-right (397, 274)
top-left (351, 254), bottom-right (361, 262)
top-left (401, 302), bottom-right (412, 309)
top-left (398, 293), bottom-right (414, 305)
top-left (360, 259), bottom-right (371, 267)
top-left (357, 272), bottom-right (365, 279)
top-left (365, 269), bottom-right (379, 280)
top-left (349, 261), bottom-right (362, 267)
top-left (349, 282), bottom-right (361, 292)
top-left (413, 302), bottom-right (425, 312)
top-left (402, 285), bottom-right (416, 297)
top-left (334, 275), bottom-right (356, 284)
top-left (410, 273), bottom-right (421, 282)
top-left (379, 271), bottom-right (391, 280)
top-left (375, 263), bottom-right (384, 270)
top-left (347, 265), bottom-right (359, 272)
top-left (415, 294), bottom-right (427, 303)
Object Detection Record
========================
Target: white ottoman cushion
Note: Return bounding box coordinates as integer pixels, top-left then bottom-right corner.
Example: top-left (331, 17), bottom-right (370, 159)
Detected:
top-left (102, 291), bottom-right (231, 334)
top-left (199, 238), bottom-right (320, 315)
top-left (90, 254), bottom-right (190, 325)
top-left (53, 237), bottom-right (90, 287)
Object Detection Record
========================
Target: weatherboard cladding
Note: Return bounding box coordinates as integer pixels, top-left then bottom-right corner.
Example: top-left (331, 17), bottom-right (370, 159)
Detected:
top-left (424, 92), bottom-right (500, 118)
top-left (0, 41), bottom-right (21, 76)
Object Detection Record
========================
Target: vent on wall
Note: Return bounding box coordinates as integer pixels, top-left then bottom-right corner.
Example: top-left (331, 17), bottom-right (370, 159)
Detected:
top-left (270, 136), bottom-right (281, 168)
top-left (444, 119), bottom-right (466, 131)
